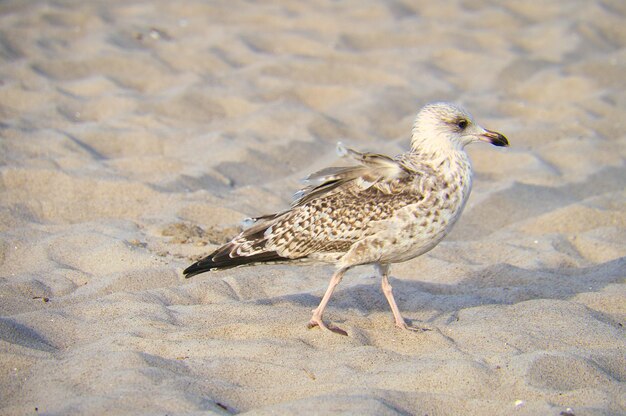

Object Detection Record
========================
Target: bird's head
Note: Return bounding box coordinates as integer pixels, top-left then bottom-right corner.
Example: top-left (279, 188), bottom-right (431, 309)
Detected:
top-left (411, 102), bottom-right (509, 152)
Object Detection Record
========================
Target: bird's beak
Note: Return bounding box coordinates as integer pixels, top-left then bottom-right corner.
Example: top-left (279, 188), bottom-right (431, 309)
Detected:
top-left (480, 129), bottom-right (509, 147)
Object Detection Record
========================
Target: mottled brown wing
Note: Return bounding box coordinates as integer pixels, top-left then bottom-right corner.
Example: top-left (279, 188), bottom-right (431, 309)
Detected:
top-left (293, 144), bottom-right (412, 206)
top-left (264, 171), bottom-right (431, 259)
top-left (259, 147), bottom-right (441, 259)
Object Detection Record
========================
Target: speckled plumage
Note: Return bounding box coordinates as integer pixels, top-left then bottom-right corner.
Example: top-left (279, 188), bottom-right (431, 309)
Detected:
top-left (184, 102), bottom-right (508, 334)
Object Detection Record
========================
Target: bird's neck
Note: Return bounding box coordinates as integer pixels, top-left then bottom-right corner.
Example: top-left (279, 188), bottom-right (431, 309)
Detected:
top-left (410, 139), bottom-right (472, 181)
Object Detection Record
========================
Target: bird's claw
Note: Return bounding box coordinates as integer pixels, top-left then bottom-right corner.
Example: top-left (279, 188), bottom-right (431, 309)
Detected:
top-left (307, 318), bottom-right (348, 336)
top-left (396, 320), bottom-right (433, 332)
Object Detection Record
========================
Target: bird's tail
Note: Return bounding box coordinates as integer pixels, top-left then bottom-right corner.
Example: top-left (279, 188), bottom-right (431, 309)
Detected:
top-left (183, 245), bottom-right (287, 278)
top-left (183, 216), bottom-right (291, 278)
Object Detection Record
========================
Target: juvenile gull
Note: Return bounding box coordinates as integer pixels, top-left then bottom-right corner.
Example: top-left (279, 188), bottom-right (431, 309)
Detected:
top-left (184, 102), bottom-right (509, 334)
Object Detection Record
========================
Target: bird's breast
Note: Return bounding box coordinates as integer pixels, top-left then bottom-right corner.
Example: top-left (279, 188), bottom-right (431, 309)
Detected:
top-left (377, 169), bottom-right (472, 263)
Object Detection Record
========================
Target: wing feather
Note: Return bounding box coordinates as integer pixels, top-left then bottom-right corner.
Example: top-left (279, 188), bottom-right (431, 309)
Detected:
top-left (293, 143), bottom-right (413, 206)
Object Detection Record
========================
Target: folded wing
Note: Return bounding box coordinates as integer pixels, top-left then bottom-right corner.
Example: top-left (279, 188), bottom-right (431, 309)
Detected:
top-left (293, 143), bottom-right (413, 206)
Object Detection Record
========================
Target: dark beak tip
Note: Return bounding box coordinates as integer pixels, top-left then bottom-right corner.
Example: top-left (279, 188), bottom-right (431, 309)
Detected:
top-left (493, 135), bottom-right (509, 147)
top-left (485, 130), bottom-right (509, 147)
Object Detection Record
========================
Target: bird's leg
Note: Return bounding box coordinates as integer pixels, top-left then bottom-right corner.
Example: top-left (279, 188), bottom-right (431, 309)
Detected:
top-left (377, 264), bottom-right (408, 329)
top-left (377, 263), bottom-right (423, 331)
top-left (307, 267), bottom-right (348, 335)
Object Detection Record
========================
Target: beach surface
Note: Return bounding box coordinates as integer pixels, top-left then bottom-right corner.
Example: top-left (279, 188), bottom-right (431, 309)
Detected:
top-left (1, 0), bottom-right (625, 415)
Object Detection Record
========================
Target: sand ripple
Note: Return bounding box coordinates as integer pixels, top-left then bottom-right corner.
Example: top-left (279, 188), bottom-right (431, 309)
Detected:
top-left (1, 0), bottom-right (624, 415)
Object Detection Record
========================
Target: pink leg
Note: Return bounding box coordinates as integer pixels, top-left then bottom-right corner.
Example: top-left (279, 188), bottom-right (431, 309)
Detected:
top-left (377, 264), bottom-right (423, 331)
top-left (307, 267), bottom-right (348, 335)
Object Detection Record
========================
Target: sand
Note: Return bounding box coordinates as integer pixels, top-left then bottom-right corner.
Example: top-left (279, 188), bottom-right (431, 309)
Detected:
top-left (1, 0), bottom-right (625, 415)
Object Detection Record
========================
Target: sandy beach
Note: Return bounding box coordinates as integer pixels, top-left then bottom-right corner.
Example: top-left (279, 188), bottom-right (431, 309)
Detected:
top-left (1, 0), bottom-right (625, 414)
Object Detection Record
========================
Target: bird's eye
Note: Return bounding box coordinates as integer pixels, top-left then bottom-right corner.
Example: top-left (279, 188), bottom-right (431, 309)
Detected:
top-left (457, 119), bottom-right (468, 130)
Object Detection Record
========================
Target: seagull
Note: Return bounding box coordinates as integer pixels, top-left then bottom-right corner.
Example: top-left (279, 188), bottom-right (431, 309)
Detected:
top-left (184, 102), bottom-right (509, 334)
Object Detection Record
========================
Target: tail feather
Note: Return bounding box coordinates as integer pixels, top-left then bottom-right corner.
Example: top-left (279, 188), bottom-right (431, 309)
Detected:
top-left (183, 245), bottom-right (289, 278)
top-left (184, 210), bottom-right (294, 278)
